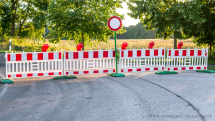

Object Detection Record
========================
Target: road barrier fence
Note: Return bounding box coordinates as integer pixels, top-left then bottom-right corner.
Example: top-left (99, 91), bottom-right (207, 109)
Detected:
top-left (5, 47), bottom-right (208, 79)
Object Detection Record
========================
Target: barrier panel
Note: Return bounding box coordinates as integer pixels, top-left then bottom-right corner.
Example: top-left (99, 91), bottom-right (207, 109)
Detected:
top-left (64, 50), bottom-right (116, 75)
top-left (5, 51), bottom-right (63, 78)
top-left (167, 48), bottom-right (208, 71)
top-left (119, 48), bottom-right (165, 73)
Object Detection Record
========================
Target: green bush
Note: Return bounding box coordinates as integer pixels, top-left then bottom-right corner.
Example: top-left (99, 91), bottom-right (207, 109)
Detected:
top-left (0, 35), bottom-right (10, 43)
top-left (24, 44), bottom-right (42, 52)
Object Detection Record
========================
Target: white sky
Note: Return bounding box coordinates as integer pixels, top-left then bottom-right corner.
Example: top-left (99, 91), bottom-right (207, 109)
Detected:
top-left (116, 2), bottom-right (140, 27)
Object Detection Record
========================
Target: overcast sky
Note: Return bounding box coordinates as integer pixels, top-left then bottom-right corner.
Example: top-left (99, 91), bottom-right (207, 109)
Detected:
top-left (116, 2), bottom-right (140, 27)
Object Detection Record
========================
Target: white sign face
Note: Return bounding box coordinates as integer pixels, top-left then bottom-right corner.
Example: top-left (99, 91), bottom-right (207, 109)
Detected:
top-left (109, 18), bottom-right (120, 29)
top-left (108, 16), bottom-right (122, 31)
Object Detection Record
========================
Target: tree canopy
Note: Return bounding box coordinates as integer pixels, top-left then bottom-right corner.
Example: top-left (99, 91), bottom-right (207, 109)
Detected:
top-left (127, 0), bottom-right (206, 49)
top-left (47, 0), bottom-right (126, 50)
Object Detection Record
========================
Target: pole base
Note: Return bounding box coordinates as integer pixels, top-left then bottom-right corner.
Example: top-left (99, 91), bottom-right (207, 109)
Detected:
top-left (155, 71), bottom-right (178, 74)
top-left (1, 78), bottom-right (13, 83)
top-left (108, 73), bottom-right (125, 77)
top-left (196, 70), bottom-right (215, 73)
top-left (52, 75), bottom-right (77, 80)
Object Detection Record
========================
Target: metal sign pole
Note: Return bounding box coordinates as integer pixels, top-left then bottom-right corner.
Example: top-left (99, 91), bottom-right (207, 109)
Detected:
top-left (114, 31), bottom-right (118, 74)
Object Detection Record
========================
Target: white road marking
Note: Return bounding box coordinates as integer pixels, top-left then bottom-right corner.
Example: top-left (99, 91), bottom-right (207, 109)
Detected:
top-left (0, 74), bottom-right (8, 99)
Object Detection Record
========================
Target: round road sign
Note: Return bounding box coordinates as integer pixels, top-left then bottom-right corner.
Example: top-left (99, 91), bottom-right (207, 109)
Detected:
top-left (108, 16), bottom-right (122, 31)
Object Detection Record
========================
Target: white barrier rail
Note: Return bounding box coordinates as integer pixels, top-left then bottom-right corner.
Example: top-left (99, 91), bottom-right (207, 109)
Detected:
top-left (167, 47), bottom-right (208, 71)
top-left (5, 51), bottom-right (63, 78)
top-left (64, 50), bottom-right (116, 75)
top-left (119, 47), bottom-right (165, 73)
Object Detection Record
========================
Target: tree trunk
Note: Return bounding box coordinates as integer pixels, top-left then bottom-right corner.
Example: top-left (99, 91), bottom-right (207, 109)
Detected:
top-left (2, 28), bottom-right (5, 36)
top-left (174, 32), bottom-right (177, 49)
top-left (210, 44), bottom-right (212, 55)
top-left (18, 21), bottom-right (25, 37)
top-left (11, 0), bottom-right (16, 36)
top-left (82, 32), bottom-right (84, 51)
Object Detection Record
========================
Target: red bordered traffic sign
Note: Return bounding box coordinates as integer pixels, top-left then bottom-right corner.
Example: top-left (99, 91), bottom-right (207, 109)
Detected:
top-left (108, 16), bottom-right (122, 31)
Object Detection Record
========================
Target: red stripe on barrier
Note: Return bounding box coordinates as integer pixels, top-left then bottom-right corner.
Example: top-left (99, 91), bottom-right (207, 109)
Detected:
top-left (182, 67), bottom-right (186, 70)
top-left (197, 67), bottom-right (201, 70)
top-left (121, 51), bottom-right (124, 57)
top-left (137, 68), bottom-right (141, 71)
top-left (48, 53), bottom-right (54, 60)
top-left (59, 72), bottom-right (62, 75)
top-left (113, 51), bottom-right (115, 57)
top-left (168, 68), bottom-right (170, 70)
top-left (103, 70), bottom-right (108, 73)
top-left (175, 50), bottom-right (179, 56)
top-left (128, 69), bottom-right (132, 72)
top-left (27, 53), bottom-right (32, 60)
top-left (162, 49), bottom-right (164, 56)
top-left (189, 67), bottom-right (193, 70)
top-left (59, 52), bottom-right (61, 59)
top-left (103, 51), bottom-right (108, 58)
top-left (154, 67), bottom-right (158, 70)
top-left (137, 50), bottom-right (141, 57)
top-left (190, 50), bottom-right (194, 56)
top-left (145, 68), bottom-right (150, 71)
top-left (38, 73), bottom-right (43, 76)
top-left (83, 52), bottom-right (88, 58)
top-left (169, 50), bottom-right (171, 56)
top-left (7, 54), bottom-right (10, 61)
top-left (94, 70), bottom-right (99, 73)
top-left (198, 50), bottom-right (202, 56)
top-left (182, 50), bottom-right (187, 56)
top-left (84, 71), bottom-right (89, 74)
top-left (145, 50), bottom-right (150, 56)
top-left (154, 50), bottom-right (158, 56)
top-left (38, 53), bottom-right (43, 60)
top-left (121, 69), bottom-right (124, 72)
top-left (204, 67), bottom-right (206, 69)
top-left (93, 51), bottom-right (98, 58)
top-left (74, 71), bottom-right (79, 74)
top-left (162, 67), bottom-right (164, 70)
top-left (66, 52), bottom-right (68, 59)
top-left (16, 74), bottom-right (22, 77)
top-left (113, 69), bottom-right (115, 72)
top-left (8, 75), bottom-right (11, 78)
top-left (128, 51), bottom-right (133, 57)
top-left (16, 54), bottom-right (22, 61)
top-left (66, 72), bottom-right (69, 75)
top-left (48, 72), bottom-right (54, 75)
top-left (27, 73), bottom-right (33, 77)
top-left (174, 68), bottom-right (178, 70)
top-left (73, 52), bottom-right (79, 59)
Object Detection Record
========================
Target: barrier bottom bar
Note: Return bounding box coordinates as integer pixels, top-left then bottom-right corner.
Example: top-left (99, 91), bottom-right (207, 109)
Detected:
top-left (52, 75), bottom-right (77, 80)
top-left (196, 70), bottom-right (215, 73)
top-left (1, 79), bottom-right (13, 83)
top-left (108, 73), bottom-right (125, 77)
top-left (155, 71), bottom-right (178, 74)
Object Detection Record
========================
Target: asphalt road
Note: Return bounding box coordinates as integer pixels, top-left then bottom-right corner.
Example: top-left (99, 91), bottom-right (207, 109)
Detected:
top-left (0, 71), bottom-right (215, 121)
top-left (0, 53), bottom-right (5, 68)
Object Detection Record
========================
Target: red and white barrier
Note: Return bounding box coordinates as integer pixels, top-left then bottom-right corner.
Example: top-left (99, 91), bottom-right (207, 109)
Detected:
top-left (167, 48), bottom-right (208, 71)
top-left (119, 48), bottom-right (165, 73)
top-left (64, 50), bottom-right (116, 75)
top-left (6, 51), bottom-right (63, 78)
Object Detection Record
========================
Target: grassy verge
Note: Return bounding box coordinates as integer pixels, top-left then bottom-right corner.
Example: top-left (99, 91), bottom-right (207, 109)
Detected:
top-left (207, 66), bottom-right (215, 70)
top-left (208, 60), bottom-right (215, 65)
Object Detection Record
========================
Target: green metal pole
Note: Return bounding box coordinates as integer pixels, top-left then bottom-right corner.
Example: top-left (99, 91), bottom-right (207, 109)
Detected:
top-left (114, 31), bottom-right (118, 74)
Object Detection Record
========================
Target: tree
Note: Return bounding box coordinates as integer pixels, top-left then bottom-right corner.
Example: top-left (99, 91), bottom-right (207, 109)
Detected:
top-left (0, 0), bottom-right (49, 37)
top-left (47, 0), bottom-right (126, 50)
top-left (0, 3), bottom-right (12, 35)
top-left (183, 0), bottom-right (215, 54)
top-left (127, 0), bottom-right (205, 49)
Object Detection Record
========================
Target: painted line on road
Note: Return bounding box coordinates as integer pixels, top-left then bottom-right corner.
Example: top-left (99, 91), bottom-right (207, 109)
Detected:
top-left (130, 74), bottom-right (206, 121)
top-left (0, 74), bottom-right (8, 99)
